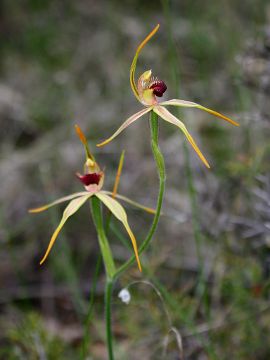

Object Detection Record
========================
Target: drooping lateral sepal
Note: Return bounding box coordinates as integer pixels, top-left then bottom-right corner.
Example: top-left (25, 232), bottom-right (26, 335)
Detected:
top-left (96, 191), bottom-right (142, 272)
top-left (39, 194), bottom-right (92, 265)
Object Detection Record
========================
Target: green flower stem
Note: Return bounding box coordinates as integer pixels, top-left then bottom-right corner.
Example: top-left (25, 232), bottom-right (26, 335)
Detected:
top-left (82, 190), bottom-right (118, 358)
top-left (91, 196), bottom-right (115, 360)
top-left (91, 196), bottom-right (116, 279)
top-left (105, 279), bottom-right (114, 360)
top-left (90, 112), bottom-right (166, 357)
top-left (113, 110), bottom-right (166, 279)
top-left (80, 254), bottom-right (102, 359)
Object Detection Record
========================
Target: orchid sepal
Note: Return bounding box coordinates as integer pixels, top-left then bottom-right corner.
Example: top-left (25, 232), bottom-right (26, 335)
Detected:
top-left (102, 190), bottom-right (156, 214)
top-left (96, 191), bottom-right (142, 272)
top-left (39, 194), bottom-right (93, 265)
top-left (97, 107), bottom-right (153, 147)
top-left (130, 24), bottom-right (160, 102)
top-left (30, 187), bottom-right (148, 271)
top-left (153, 105), bottom-right (210, 168)
top-left (28, 191), bottom-right (90, 213)
top-left (159, 99), bottom-right (239, 127)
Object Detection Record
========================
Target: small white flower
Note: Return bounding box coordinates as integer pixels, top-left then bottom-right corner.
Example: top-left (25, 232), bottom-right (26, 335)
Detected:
top-left (118, 288), bottom-right (131, 304)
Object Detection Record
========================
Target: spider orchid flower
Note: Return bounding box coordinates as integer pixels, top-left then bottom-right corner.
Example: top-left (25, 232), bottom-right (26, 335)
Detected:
top-left (97, 24), bottom-right (239, 168)
top-left (29, 125), bottom-right (156, 272)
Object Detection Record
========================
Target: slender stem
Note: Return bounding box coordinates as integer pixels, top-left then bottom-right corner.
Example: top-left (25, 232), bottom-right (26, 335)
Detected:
top-left (91, 196), bottom-right (116, 359)
top-left (105, 279), bottom-right (114, 360)
top-left (91, 197), bottom-right (115, 279)
top-left (113, 110), bottom-right (166, 279)
top-left (80, 254), bottom-right (102, 359)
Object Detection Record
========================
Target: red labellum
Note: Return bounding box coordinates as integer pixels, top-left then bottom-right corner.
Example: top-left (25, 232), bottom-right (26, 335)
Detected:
top-left (77, 173), bottom-right (102, 186)
top-left (150, 80), bottom-right (167, 97)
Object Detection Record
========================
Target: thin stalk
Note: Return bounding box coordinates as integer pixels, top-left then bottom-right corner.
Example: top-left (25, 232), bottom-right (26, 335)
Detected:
top-left (82, 151), bottom-right (125, 356)
top-left (113, 110), bottom-right (166, 279)
top-left (80, 254), bottom-right (102, 359)
top-left (105, 280), bottom-right (114, 360)
top-left (91, 196), bottom-right (116, 279)
top-left (91, 196), bottom-right (116, 359)
top-left (83, 165), bottom-right (122, 357)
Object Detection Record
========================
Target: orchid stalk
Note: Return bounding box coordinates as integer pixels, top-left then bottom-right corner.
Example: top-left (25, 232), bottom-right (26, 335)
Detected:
top-left (97, 24), bottom-right (239, 168)
top-left (29, 125), bottom-right (158, 359)
top-left (27, 25), bottom-right (241, 359)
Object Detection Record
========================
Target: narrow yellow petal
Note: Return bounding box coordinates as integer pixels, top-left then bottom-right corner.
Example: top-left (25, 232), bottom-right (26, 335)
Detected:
top-left (28, 192), bottom-right (89, 213)
top-left (159, 99), bottom-right (239, 127)
top-left (96, 107), bottom-right (152, 147)
top-left (112, 150), bottom-right (125, 197)
top-left (130, 24), bottom-right (160, 101)
top-left (96, 192), bottom-right (142, 272)
top-left (154, 106), bottom-right (210, 169)
top-left (102, 191), bottom-right (156, 214)
top-left (197, 105), bottom-right (240, 127)
top-left (39, 194), bottom-right (92, 265)
top-left (181, 129), bottom-right (210, 169)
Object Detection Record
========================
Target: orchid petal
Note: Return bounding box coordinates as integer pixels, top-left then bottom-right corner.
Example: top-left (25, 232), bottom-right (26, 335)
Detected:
top-left (159, 99), bottom-right (239, 127)
top-left (96, 192), bottom-right (142, 272)
top-left (153, 106), bottom-right (210, 168)
top-left (96, 107), bottom-right (152, 147)
top-left (39, 194), bottom-right (92, 265)
top-left (28, 192), bottom-right (90, 213)
top-left (102, 191), bottom-right (156, 214)
top-left (130, 24), bottom-right (160, 102)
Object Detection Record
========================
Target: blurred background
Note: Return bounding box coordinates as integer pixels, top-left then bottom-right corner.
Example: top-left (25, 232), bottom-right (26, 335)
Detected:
top-left (1, 0), bottom-right (270, 359)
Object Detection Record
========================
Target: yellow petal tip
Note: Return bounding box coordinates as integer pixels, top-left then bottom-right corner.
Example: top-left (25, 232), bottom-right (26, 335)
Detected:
top-left (201, 158), bottom-right (210, 169)
top-left (96, 141), bottom-right (108, 148)
top-left (28, 206), bottom-right (47, 213)
top-left (227, 119), bottom-right (240, 127)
